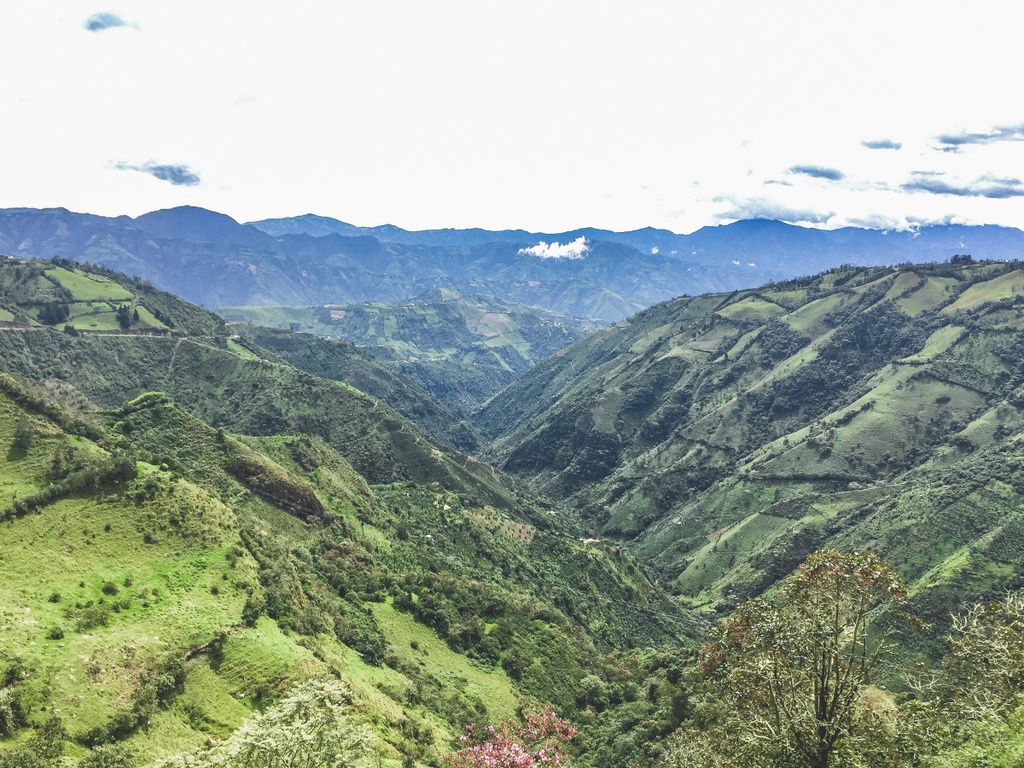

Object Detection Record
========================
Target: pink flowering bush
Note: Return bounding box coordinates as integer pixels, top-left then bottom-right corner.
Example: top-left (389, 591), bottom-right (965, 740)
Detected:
top-left (443, 707), bottom-right (578, 768)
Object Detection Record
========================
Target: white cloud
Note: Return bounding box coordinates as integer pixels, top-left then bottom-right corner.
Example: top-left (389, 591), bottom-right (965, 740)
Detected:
top-left (518, 236), bottom-right (590, 260)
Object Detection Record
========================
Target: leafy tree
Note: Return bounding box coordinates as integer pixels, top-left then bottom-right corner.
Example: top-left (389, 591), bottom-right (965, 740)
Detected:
top-left (10, 416), bottom-right (32, 455)
top-left (77, 744), bottom-right (136, 768)
top-left (38, 302), bottom-right (70, 326)
top-left (30, 715), bottom-right (66, 761)
top-left (938, 590), bottom-right (1024, 717)
top-left (698, 550), bottom-right (909, 768)
top-left (0, 687), bottom-right (24, 737)
top-left (443, 706), bottom-right (577, 768)
top-left (906, 592), bottom-right (1024, 766)
top-left (153, 679), bottom-right (373, 768)
top-left (0, 748), bottom-right (45, 768)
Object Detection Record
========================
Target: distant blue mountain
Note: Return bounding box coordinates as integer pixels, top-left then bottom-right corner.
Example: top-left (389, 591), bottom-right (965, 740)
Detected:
top-left (252, 214), bottom-right (1024, 273)
top-left (1, 206), bottom-right (1022, 321)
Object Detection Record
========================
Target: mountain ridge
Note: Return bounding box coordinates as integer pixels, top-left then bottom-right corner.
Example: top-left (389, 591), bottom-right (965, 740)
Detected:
top-left (4, 205), bottom-right (1024, 323)
top-left (476, 259), bottom-right (1024, 637)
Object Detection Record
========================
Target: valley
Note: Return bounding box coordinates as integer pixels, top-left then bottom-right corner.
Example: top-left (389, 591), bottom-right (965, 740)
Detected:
top-left (3, 231), bottom-right (1024, 766)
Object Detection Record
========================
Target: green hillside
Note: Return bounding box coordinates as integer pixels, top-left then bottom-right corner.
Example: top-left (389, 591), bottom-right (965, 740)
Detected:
top-left (11, 254), bottom-right (1024, 767)
top-left (479, 260), bottom-right (1024, 632)
top-left (231, 326), bottom-right (479, 452)
top-left (0, 282), bottom-right (696, 767)
top-left (0, 259), bottom-right (513, 508)
top-left (219, 290), bottom-right (602, 412)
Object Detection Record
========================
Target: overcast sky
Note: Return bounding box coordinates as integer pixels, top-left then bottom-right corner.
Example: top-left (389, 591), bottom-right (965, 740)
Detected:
top-left (2, 1), bottom-right (1022, 233)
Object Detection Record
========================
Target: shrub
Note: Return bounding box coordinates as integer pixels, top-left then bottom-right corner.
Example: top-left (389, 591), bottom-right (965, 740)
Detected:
top-left (0, 687), bottom-right (25, 736)
top-left (77, 744), bottom-right (136, 768)
top-left (443, 707), bottom-right (577, 768)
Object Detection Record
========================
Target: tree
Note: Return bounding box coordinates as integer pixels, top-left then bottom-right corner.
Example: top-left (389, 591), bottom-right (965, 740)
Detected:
top-left (77, 744), bottom-right (135, 768)
top-left (938, 590), bottom-right (1024, 717)
top-left (699, 550), bottom-right (909, 768)
top-left (38, 302), bottom-right (69, 326)
top-left (0, 687), bottom-right (24, 737)
top-left (900, 591), bottom-right (1024, 766)
top-left (10, 416), bottom-right (33, 456)
top-left (444, 707), bottom-right (577, 768)
top-left (153, 679), bottom-right (373, 768)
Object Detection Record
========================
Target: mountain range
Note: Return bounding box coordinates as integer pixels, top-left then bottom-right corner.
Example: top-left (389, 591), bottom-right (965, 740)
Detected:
top-left (3, 206), bottom-right (1023, 322)
top-left (220, 290), bottom-right (602, 413)
top-left (5, 209), bottom-right (1024, 765)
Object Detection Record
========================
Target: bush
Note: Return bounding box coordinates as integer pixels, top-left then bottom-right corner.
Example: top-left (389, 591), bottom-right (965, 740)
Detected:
top-left (0, 687), bottom-right (25, 737)
top-left (10, 416), bottom-right (33, 455)
top-left (77, 744), bottom-right (136, 768)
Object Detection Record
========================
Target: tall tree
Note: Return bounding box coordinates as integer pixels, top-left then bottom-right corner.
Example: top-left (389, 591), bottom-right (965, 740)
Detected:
top-left (699, 550), bottom-right (909, 768)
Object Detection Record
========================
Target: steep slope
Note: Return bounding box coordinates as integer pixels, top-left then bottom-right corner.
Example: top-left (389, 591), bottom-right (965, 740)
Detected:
top-left (230, 326), bottom-right (480, 451)
top-left (480, 259), bottom-right (1024, 630)
top-left (0, 257), bottom-right (511, 507)
top-left (222, 290), bottom-right (603, 411)
top-left (0, 373), bottom-right (695, 767)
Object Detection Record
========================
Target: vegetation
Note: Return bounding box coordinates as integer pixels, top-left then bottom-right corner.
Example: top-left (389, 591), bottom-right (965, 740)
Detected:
top-left (152, 680), bottom-right (374, 768)
top-left (444, 708), bottom-right (577, 768)
top-left (223, 290), bottom-right (602, 413)
top-left (480, 260), bottom-right (1024, 638)
top-left (7, 256), bottom-right (1024, 766)
top-left (0, 306), bottom-right (692, 767)
top-left (233, 325), bottom-right (480, 451)
top-left (696, 551), bottom-right (909, 768)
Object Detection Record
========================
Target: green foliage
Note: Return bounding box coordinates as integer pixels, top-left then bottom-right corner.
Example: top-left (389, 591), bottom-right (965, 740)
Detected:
top-left (77, 744), bottom-right (136, 768)
top-left (32, 716), bottom-right (67, 761)
top-left (9, 415), bottom-right (33, 456)
top-left (0, 687), bottom-right (24, 737)
top-left (935, 591), bottom-right (1024, 717)
top-left (699, 551), bottom-right (910, 768)
top-left (153, 679), bottom-right (374, 768)
top-left (38, 301), bottom-right (70, 325)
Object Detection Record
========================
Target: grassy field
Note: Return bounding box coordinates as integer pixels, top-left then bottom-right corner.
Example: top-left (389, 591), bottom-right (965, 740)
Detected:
top-left (45, 267), bottom-right (134, 302)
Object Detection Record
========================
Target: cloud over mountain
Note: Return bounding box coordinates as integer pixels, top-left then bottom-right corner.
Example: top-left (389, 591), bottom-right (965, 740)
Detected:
top-left (113, 161), bottom-right (201, 187)
top-left (716, 197), bottom-right (833, 225)
top-left (788, 165), bottom-right (845, 181)
top-left (518, 237), bottom-right (589, 259)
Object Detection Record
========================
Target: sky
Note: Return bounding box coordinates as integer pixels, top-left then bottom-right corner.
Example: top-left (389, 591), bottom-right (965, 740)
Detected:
top-left (2, 1), bottom-right (1023, 234)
